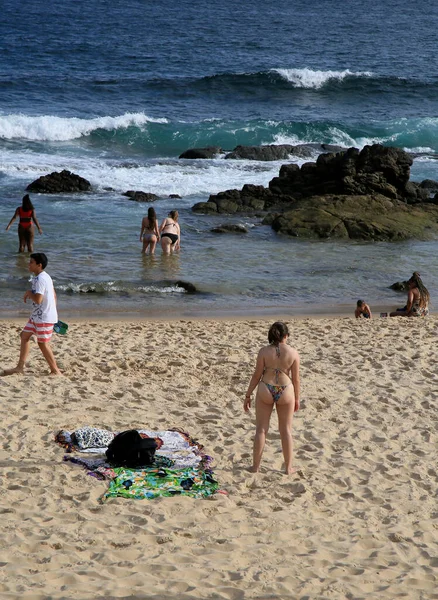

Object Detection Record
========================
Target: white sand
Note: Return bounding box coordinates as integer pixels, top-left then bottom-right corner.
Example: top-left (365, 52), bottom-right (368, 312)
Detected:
top-left (0, 316), bottom-right (437, 599)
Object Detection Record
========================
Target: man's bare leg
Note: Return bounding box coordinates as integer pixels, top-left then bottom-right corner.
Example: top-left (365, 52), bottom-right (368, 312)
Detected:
top-left (1, 331), bottom-right (32, 375)
top-left (38, 342), bottom-right (62, 375)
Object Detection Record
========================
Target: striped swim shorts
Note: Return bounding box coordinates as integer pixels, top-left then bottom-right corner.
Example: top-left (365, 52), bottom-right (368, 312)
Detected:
top-left (22, 320), bottom-right (54, 343)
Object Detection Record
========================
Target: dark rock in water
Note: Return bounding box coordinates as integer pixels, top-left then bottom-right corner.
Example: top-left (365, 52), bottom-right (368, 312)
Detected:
top-left (225, 144), bottom-right (297, 161)
top-left (225, 143), bottom-right (345, 161)
top-left (192, 201), bottom-right (218, 213)
top-left (123, 190), bottom-right (159, 202)
top-left (169, 194), bottom-right (181, 198)
top-left (193, 144), bottom-right (438, 241)
top-left (419, 179), bottom-right (438, 191)
top-left (211, 224), bottom-right (248, 234)
top-left (26, 170), bottom-right (91, 193)
top-left (175, 280), bottom-right (197, 293)
top-left (179, 147), bottom-right (222, 159)
top-left (270, 194), bottom-right (438, 241)
top-left (390, 280), bottom-right (409, 292)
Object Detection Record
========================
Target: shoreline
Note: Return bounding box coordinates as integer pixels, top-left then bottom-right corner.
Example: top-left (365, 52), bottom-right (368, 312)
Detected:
top-left (0, 302), bottom-right (416, 322)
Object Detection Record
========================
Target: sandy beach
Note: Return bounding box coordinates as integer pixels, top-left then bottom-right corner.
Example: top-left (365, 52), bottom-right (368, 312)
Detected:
top-left (0, 315), bottom-right (437, 599)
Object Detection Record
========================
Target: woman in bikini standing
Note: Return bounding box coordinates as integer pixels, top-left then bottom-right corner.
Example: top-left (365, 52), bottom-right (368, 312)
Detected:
top-left (140, 206), bottom-right (160, 254)
top-left (244, 321), bottom-right (300, 475)
top-left (159, 210), bottom-right (180, 255)
top-left (5, 194), bottom-right (43, 252)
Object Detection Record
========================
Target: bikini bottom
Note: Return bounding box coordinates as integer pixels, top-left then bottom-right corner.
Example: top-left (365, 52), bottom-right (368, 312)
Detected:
top-left (263, 382), bottom-right (291, 403)
top-left (161, 232), bottom-right (178, 244)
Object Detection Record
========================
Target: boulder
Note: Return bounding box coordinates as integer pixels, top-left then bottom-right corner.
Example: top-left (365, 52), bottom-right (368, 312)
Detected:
top-left (211, 224), bottom-right (248, 234)
top-left (225, 144), bottom-right (297, 161)
top-left (123, 191), bottom-right (159, 202)
top-left (269, 194), bottom-right (438, 241)
top-left (390, 280), bottom-right (409, 292)
top-left (175, 280), bottom-right (197, 293)
top-left (26, 170), bottom-right (91, 193)
top-left (268, 145), bottom-right (414, 201)
top-left (419, 179), bottom-right (438, 191)
top-left (179, 147), bottom-right (222, 159)
top-left (192, 201), bottom-right (218, 214)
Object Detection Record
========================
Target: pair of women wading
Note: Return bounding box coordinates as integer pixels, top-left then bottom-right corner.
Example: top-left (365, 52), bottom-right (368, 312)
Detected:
top-left (245, 322), bottom-right (300, 475)
top-left (140, 208), bottom-right (180, 255)
top-left (5, 195), bottom-right (42, 252)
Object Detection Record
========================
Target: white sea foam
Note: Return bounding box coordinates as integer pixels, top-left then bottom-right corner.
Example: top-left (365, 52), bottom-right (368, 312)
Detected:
top-left (273, 68), bottom-right (373, 89)
top-left (0, 148), bottom-right (282, 197)
top-left (0, 113), bottom-right (168, 141)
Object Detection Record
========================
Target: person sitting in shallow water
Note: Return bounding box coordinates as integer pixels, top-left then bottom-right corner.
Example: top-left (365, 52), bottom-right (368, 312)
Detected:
top-left (244, 321), bottom-right (300, 475)
top-left (355, 299), bottom-right (372, 319)
top-left (390, 272), bottom-right (430, 317)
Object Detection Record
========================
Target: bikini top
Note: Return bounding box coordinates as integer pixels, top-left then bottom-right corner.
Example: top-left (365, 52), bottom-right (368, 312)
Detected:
top-left (18, 207), bottom-right (32, 223)
top-left (163, 220), bottom-right (177, 230)
top-left (263, 344), bottom-right (292, 384)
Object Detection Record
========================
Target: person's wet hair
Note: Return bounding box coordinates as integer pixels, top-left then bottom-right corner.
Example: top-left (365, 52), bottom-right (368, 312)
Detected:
top-left (357, 299), bottom-right (365, 307)
top-left (30, 252), bottom-right (48, 269)
top-left (268, 321), bottom-right (289, 346)
top-left (147, 206), bottom-right (157, 230)
top-left (22, 194), bottom-right (34, 211)
top-left (168, 210), bottom-right (178, 221)
top-left (409, 271), bottom-right (430, 308)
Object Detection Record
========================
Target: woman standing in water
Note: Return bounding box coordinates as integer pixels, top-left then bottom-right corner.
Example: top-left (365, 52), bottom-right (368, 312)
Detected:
top-left (390, 272), bottom-right (430, 317)
top-left (5, 194), bottom-right (43, 252)
top-left (159, 210), bottom-right (180, 255)
top-left (244, 321), bottom-right (300, 475)
top-left (140, 206), bottom-right (160, 254)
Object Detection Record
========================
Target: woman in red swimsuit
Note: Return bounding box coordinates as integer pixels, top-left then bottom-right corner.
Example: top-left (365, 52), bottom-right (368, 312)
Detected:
top-left (5, 194), bottom-right (42, 252)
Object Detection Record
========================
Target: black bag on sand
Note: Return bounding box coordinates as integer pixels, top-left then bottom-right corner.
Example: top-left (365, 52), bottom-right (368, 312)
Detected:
top-left (105, 430), bottom-right (157, 467)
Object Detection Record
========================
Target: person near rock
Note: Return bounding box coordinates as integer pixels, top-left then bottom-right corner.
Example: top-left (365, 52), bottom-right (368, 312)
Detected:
top-left (159, 210), bottom-right (180, 254)
top-left (244, 321), bottom-right (300, 475)
top-left (390, 272), bottom-right (430, 317)
top-left (5, 194), bottom-right (42, 252)
top-left (1, 253), bottom-right (62, 376)
top-left (355, 299), bottom-right (372, 319)
top-left (140, 206), bottom-right (160, 254)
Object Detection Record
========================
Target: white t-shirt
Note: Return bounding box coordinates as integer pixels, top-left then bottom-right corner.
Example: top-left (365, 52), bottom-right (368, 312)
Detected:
top-left (30, 271), bottom-right (58, 324)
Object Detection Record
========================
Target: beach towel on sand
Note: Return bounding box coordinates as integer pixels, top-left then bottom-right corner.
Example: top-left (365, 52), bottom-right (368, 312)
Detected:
top-left (103, 465), bottom-right (219, 501)
top-left (56, 426), bottom-right (224, 501)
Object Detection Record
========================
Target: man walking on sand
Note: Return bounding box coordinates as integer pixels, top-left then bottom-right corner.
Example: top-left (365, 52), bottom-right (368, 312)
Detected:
top-left (2, 252), bottom-right (62, 376)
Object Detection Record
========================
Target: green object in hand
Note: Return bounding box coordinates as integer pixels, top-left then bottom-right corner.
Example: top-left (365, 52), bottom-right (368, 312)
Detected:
top-left (54, 320), bottom-right (68, 335)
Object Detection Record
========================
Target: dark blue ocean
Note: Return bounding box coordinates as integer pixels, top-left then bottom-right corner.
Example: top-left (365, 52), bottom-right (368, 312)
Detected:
top-left (1, 0), bottom-right (438, 317)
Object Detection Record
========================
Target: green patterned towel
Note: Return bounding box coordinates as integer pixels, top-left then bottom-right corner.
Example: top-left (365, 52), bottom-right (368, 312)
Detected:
top-left (101, 465), bottom-right (219, 502)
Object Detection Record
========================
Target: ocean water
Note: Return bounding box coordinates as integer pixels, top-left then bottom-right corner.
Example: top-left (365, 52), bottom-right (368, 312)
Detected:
top-left (1, 0), bottom-right (438, 317)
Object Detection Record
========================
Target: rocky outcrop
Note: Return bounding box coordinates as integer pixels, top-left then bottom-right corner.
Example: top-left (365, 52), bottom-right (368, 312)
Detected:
top-left (26, 170), bottom-right (91, 193)
top-left (175, 280), bottom-right (197, 293)
top-left (390, 280), bottom-right (409, 292)
top-left (267, 194), bottom-right (438, 241)
top-left (268, 145), bottom-right (420, 202)
top-left (211, 224), bottom-right (248, 234)
top-left (224, 143), bottom-right (345, 161)
top-left (179, 147), bottom-right (223, 159)
top-left (123, 191), bottom-right (159, 202)
top-left (192, 144), bottom-right (438, 241)
top-left (193, 184), bottom-right (280, 214)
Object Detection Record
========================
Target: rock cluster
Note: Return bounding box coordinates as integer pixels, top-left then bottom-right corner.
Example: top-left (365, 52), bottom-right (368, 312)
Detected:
top-left (123, 191), bottom-right (159, 202)
top-left (192, 144), bottom-right (438, 241)
top-left (26, 170), bottom-right (91, 193)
